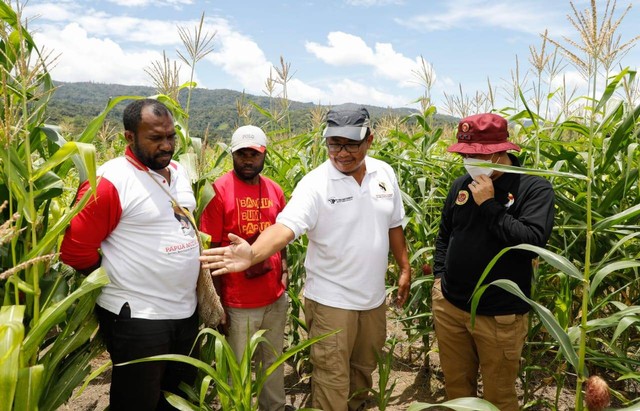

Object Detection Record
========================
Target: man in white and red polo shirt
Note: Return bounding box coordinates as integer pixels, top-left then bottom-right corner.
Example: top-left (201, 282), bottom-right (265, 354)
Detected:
top-left (61, 99), bottom-right (200, 411)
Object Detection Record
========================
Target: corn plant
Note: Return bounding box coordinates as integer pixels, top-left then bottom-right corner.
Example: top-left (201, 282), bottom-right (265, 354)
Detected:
top-left (357, 337), bottom-right (399, 411)
top-left (0, 3), bottom-right (126, 409)
top-left (372, 103), bottom-right (455, 363)
top-left (470, 69), bottom-right (640, 410)
top-left (127, 327), bottom-right (335, 410)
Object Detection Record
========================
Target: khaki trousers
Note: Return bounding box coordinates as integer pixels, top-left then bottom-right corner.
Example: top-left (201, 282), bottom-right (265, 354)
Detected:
top-left (432, 278), bottom-right (527, 411)
top-left (305, 298), bottom-right (386, 411)
top-left (226, 293), bottom-right (288, 411)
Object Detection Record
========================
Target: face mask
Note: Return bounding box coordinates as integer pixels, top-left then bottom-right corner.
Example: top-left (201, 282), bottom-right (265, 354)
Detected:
top-left (463, 157), bottom-right (494, 180)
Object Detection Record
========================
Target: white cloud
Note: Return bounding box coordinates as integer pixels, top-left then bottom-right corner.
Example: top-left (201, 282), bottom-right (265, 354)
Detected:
top-left (397, 0), bottom-right (564, 36)
top-left (373, 44), bottom-right (427, 87)
top-left (550, 70), bottom-right (588, 91)
top-left (23, 2), bottom-right (77, 22)
top-left (204, 26), bottom-right (417, 107)
top-left (306, 32), bottom-right (431, 89)
top-left (25, 3), bottom-right (188, 47)
top-left (205, 21), bottom-right (274, 94)
top-left (306, 32), bottom-right (375, 66)
top-left (33, 22), bottom-right (177, 86)
top-left (23, 2), bottom-right (419, 108)
top-left (77, 15), bottom-right (182, 46)
top-left (286, 79), bottom-right (327, 103)
top-left (326, 79), bottom-right (409, 107)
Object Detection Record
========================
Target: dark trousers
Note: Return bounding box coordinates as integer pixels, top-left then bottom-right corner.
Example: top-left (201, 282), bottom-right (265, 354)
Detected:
top-left (96, 303), bottom-right (199, 411)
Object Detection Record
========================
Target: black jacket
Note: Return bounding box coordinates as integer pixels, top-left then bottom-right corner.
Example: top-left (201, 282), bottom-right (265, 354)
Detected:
top-left (434, 155), bottom-right (555, 315)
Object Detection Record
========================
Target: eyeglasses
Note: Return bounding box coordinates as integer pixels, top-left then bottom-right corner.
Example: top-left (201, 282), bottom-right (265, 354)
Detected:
top-left (326, 139), bottom-right (367, 154)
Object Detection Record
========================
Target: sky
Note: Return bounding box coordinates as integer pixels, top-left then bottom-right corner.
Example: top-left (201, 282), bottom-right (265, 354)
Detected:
top-left (20, 0), bottom-right (640, 112)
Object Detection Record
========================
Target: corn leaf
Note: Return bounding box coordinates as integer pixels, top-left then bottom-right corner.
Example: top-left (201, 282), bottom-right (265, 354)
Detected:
top-left (41, 299), bottom-right (100, 388)
top-left (611, 316), bottom-right (640, 344)
top-left (165, 392), bottom-right (201, 410)
top-left (613, 402), bottom-right (640, 410)
top-left (470, 244), bottom-right (582, 309)
top-left (75, 359), bottom-right (111, 398)
top-left (13, 365), bottom-right (44, 411)
top-left (0, 318), bottom-right (24, 411)
top-left (584, 306), bottom-right (640, 331)
top-left (21, 268), bottom-right (109, 363)
top-left (471, 161), bottom-right (587, 180)
top-left (407, 397), bottom-right (500, 411)
top-left (594, 68), bottom-right (631, 113)
top-left (30, 142), bottom-right (96, 190)
top-left (472, 279), bottom-right (579, 373)
top-left (593, 203), bottom-right (640, 232)
top-left (590, 260), bottom-right (640, 298)
top-left (21, 182), bottom-right (96, 262)
top-left (39, 346), bottom-right (97, 411)
top-left (77, 96), bottom-right (141, 144)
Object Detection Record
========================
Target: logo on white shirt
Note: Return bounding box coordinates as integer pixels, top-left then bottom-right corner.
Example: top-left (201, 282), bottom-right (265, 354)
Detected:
top-left (375, 179), bottom-right (393, 199)
top-left (328, 196), bottom-right (353, 205)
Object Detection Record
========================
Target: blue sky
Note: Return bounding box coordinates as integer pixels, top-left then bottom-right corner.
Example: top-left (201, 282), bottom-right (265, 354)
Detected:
top-left (22, 0), bottom-right (640, 111)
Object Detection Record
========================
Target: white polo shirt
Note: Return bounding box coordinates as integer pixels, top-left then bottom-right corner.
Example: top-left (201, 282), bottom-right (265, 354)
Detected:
top-left (276, 156), bottom-right (405, 310)
top-left (61, 150), bottom-right (200, 320)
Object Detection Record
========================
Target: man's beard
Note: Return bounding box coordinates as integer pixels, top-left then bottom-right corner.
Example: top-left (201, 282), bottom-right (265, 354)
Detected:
top-left (131, 143), bottom-right (173, 170)
top-left (233, 163), bottom-right (263, 181)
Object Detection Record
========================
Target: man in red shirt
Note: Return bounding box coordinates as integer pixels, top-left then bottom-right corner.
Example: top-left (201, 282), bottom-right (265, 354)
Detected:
top-left (200, 125), bottom-right (288, 411)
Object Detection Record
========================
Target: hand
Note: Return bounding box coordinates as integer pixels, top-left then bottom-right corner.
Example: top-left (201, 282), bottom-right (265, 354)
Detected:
top-left (217, 311), bottom-right (229, 335)
top-left (468, 174), bottom-right (494, 205)
top-left (200, 233), bottom-right (253, 275)
top-left (395, 270), bottom-right (411, 307)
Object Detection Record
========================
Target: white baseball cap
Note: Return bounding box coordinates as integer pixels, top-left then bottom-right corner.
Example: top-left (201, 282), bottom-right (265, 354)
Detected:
top-left (230, 125), bottom-right (267, 153)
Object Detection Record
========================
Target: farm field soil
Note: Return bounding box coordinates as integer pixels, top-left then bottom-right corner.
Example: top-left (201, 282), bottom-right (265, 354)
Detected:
top-left (59, 311), bottom-right (577, 410)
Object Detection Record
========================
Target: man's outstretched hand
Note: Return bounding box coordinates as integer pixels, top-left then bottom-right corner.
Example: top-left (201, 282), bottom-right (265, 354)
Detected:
top-left (200, 233), bottom-right (253, 276)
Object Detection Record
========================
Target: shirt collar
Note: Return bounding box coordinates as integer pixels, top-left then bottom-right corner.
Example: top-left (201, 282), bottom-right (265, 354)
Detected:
top-left (327, 156), bottom-right (378, 180)
top-left (124, 146), bottom-right (175, 179)
top-left (124, 146), bottom-right (147, 171)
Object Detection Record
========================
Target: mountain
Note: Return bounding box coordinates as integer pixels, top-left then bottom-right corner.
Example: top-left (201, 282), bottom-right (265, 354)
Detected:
top-left (46, 81), bottom-right (454, 139)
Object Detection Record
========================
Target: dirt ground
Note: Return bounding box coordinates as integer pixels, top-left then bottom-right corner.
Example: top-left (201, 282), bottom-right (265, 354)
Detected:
top-left (59, 340), bottom-right (447, 410)
top-left (59, 312), bottom-right (576, 411)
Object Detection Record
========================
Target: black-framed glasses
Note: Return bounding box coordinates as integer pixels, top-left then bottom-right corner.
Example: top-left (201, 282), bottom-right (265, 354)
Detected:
top-left (326, 139), bottom-right (366, 154)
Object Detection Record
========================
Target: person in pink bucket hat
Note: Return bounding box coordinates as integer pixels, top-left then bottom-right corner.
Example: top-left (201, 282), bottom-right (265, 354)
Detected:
top-left (432, 113), bottom-right (555, 410)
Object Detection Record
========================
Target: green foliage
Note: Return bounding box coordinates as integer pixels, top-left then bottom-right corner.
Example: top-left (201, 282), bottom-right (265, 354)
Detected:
top-left (468, 67), bottom-right (640, 409)
top-left (127, 327), bottom-right (335, 410)
top-left (361, 337), bottom-right (399, 411)
top-left (2, 0), bottom-right (640, 409)
top-left (0, 4), bottom-right (116, 409)
top-left (46, 81), bottom-right (448, 139)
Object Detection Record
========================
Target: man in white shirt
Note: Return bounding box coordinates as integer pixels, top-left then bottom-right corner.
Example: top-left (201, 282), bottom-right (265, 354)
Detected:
top-left (200, 107), bottom-right (411, 411)
top-left (61, 99), bottom-right (200, 410)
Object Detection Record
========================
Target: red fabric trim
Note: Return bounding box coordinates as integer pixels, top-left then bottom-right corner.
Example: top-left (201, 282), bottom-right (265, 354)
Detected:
top-left (124, 146), bottom-right (148, 171)
top-left (60, 177), bottom-right (122, 270)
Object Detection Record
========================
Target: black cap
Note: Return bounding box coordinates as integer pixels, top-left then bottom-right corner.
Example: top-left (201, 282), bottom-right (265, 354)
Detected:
top-left (323, 107), bottom-right (371, 141)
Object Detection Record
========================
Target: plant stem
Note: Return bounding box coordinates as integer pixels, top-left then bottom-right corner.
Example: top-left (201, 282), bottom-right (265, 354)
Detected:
top-left (575, 53), bottom-right (599, 411)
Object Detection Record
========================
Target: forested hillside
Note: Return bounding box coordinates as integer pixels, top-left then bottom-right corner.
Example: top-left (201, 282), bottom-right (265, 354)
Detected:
top-left (46, 81), bottom-right (456, 139)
